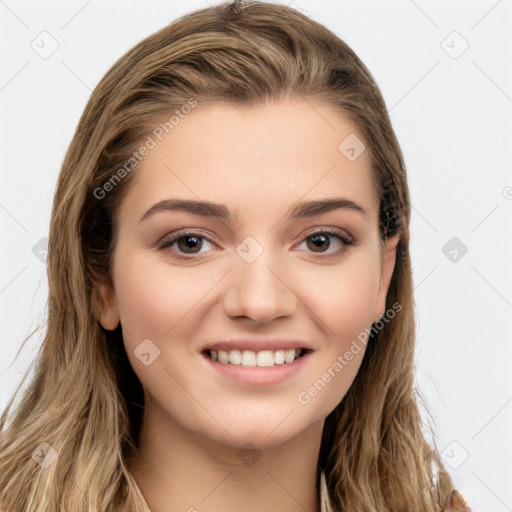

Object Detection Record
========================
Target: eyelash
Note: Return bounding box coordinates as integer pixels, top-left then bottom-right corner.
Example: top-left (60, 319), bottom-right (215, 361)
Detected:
top-left (156, 228), bottom-right (355, 260)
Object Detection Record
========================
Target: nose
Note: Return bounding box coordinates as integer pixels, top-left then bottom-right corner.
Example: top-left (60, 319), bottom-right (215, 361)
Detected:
top-left (222, 249), bottom-right (298, 324)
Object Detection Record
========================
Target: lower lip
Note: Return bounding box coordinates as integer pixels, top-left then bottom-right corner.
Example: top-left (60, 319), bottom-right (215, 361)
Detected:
top-left (202, 352), bottom-right (312, 385)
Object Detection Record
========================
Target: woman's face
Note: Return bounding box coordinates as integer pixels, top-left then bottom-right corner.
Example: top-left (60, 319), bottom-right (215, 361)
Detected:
top-left (95, 98), bottom-right (398, 449)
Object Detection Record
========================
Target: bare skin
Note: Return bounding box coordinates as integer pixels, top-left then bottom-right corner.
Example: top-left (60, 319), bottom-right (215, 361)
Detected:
top-left (94, 97), bottom-right (399, 512)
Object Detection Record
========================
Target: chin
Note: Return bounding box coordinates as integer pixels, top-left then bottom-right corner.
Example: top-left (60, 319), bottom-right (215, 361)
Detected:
top-left (192, 408), bottom-right (320, 453)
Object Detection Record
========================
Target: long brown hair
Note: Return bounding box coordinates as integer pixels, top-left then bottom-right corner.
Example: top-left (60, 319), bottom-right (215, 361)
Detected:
top-left (1, 2), bottom-right (454, 510)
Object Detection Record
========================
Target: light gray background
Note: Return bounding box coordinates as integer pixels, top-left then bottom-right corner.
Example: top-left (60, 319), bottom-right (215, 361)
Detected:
top-left (1, 1), bottom-right (511, 510)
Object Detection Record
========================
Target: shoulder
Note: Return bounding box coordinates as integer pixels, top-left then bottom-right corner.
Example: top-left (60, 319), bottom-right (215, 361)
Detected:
top-left (445, 489), bottom-right (471, 511)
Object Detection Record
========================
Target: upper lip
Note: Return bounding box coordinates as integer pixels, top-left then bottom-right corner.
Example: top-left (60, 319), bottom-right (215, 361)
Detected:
top-left (201, 338), bottom-right (315, 353)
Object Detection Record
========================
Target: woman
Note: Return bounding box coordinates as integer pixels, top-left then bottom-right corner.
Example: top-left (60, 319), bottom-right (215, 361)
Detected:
top-left (0, 1), bottom-right (471, 511)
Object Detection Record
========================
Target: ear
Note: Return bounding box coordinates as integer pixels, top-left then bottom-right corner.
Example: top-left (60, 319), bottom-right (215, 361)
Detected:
top-left (92, 278), bottom-right (120, 331)
top-left (372, 235), bottom-right (400, 323)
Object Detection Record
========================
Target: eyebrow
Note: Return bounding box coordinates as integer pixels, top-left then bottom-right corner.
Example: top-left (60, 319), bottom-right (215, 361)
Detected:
top-left (139, 197), bottom-right (367, 224)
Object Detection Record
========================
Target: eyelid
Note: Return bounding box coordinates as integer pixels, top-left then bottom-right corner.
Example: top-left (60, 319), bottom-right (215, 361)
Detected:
top-left (300, 226), bottom-right (353, 244)
top-left (291, 227), bottom-right (355, 258)
top-left (156, 228), bottom-right (220, 249)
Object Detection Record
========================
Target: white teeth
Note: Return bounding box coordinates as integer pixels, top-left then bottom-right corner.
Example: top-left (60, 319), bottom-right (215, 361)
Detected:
top-left (241, 350), bottom-right (256, 366)
top-left (218, 350), bottom-right (229, 364)
top-left (208, 348), bottom-right (302, 366)
top-left (274, 350), bottom-right (285, 364)
top-left (284, 349), bottom-right (296, 363)
top-left (256, 350), bottom-right (274, 367)
top-left (229, 349), bottom-right (242, 365)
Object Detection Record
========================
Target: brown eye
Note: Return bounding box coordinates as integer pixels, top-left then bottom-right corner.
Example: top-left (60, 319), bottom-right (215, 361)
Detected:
top-left (176, 235), bottom-right (203, 254)
top-left (306, 233), bottom-right (331, 252)
top-left (297, 229), bottom-right (354, 256)
top-left (157, 231), bottom-right (215, 258)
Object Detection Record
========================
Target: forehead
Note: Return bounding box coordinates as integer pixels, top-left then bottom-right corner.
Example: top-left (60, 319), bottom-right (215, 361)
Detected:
top-left (119, 99), bottom-right (379, 226)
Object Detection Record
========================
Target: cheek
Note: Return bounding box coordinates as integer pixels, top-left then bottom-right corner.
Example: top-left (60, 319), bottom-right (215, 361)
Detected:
top-left (289, 253), bottom-right (381, 411)
top-left (299, 252), bottom-right (381, 340)
top-left (112, 249), bottom-right (210, 340)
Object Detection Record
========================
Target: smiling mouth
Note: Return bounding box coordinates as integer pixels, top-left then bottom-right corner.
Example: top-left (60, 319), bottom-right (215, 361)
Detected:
top-left (202, 348), bottom-right (312, 367)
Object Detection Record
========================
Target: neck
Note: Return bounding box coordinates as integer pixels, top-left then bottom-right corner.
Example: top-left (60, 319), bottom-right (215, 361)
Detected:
top-left (128, 399), bottom-right (324, 512)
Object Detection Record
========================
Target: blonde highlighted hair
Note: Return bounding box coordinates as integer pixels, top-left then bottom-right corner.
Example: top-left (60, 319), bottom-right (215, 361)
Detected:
top-left (1, 2), bottom-right (455, 510)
